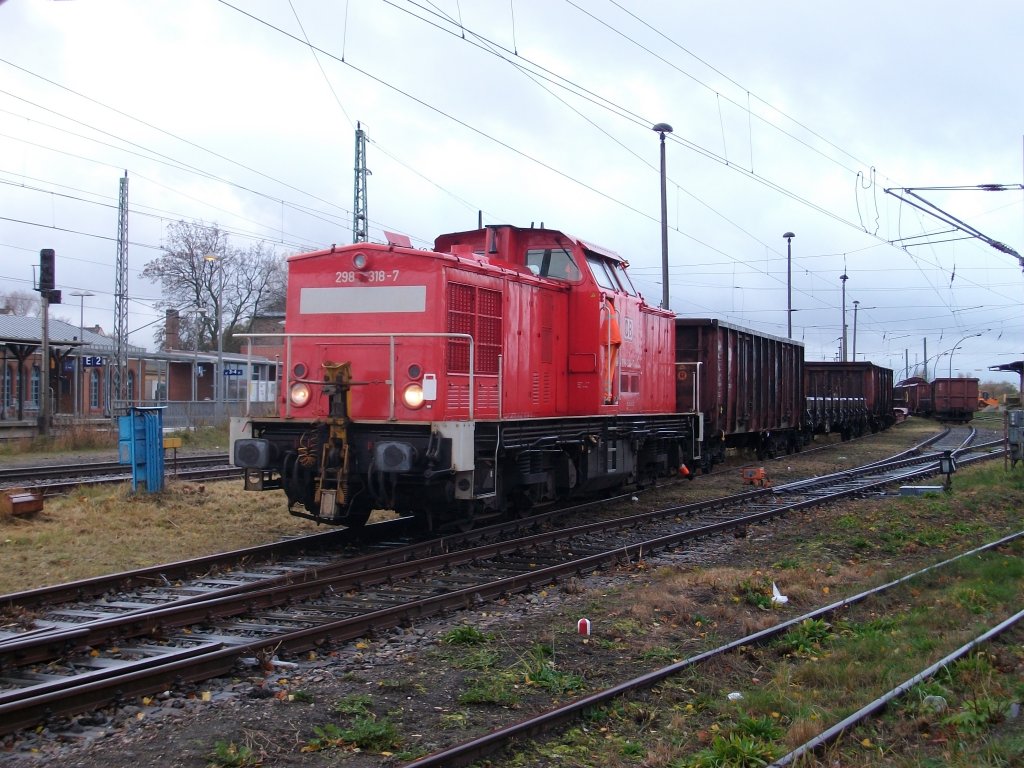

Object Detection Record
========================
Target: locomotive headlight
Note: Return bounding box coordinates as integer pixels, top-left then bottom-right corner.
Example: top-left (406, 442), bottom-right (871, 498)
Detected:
top-left (402, 382), bottom-right (425, 409)
top-left (352, 252), bottom-right (368, 270)
top-left (289, 382), bottom-right (312, 407)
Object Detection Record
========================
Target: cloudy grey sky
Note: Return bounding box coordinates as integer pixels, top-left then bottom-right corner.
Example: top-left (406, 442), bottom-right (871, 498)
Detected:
top-left (1, 0), bottom-right (1022, 383)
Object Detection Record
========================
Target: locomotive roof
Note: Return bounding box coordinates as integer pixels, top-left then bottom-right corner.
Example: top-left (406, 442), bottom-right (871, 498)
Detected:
top-left (434, 226), bottom-right (628, 264)
top-left (286, 228), bottom-right (630, 267)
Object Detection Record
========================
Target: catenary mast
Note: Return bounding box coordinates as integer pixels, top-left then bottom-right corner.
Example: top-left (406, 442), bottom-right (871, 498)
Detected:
top-left (113, 172), bottom-right (129, 409)
top-left (353, 123), bottom-right (369, 243)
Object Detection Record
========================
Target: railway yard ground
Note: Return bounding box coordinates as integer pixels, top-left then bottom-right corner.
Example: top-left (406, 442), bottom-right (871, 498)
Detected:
top-left (0, 416), bottom-right (1022, 767)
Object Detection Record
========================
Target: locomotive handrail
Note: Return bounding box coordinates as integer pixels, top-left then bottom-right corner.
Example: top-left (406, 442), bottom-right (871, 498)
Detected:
top-left (236, 332), bottom-right (475, 421)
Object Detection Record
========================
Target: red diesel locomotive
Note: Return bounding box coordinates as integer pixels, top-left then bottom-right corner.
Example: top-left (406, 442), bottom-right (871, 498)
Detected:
top-left (232, 225), bottom-right (701, 531)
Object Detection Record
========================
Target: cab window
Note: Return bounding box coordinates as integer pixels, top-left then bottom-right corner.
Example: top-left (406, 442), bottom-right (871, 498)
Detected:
top-left (615, 264), bottom-right (639, 296)
top-left (585, 254), bottom-right (621, 291)
top-left (525, 247), bottom-right (581, 281)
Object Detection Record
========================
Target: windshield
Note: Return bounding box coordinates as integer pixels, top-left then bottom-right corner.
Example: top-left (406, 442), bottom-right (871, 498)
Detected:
top-left (525, 247), bottom-right (581, 281)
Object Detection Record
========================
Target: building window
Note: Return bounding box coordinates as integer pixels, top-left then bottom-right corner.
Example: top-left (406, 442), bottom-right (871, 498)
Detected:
top-left (127, 370), bottom-right (135, 403)
top-left (90, 369), bottom-right (100, 409)
top-left (2, 365), bottom-right (10, 409)
top-left (30, 365), bottom-right (40, 407)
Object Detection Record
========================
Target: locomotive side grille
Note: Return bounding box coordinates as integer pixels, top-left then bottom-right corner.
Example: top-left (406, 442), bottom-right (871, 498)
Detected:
top-left (447, 282), bottom-right (503, 375)
top-left (447, 282), bottom-right (475, 374)
top-left (477, 287), bottom-right (502, 375)
top-left (478, 315), bottom-right (501, 372)
top-left (529, 372), bottom-right (553, 406)
top-left (478, 287), bottom-right (501, 316)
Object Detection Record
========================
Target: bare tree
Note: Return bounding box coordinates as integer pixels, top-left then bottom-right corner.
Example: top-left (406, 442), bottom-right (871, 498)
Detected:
top-left (0, 290), bottom-right (40, 317)
top-left (143, 220), bottom-right (288, 352)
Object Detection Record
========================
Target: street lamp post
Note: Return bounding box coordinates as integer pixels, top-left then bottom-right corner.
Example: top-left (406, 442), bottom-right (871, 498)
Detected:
top-left (852, 300), bottom-right (860, 361)
top-left (652, 122), bottom-right (673, 311)
top-left (186, 307), bottom-right (207, 405)
top-left (783, 232), bottom-right (795, 338)
top-left (69, 291), bottom-right (94, 418)
top-left (204, 255), bottom-right (225, 420)
top-left (948, 332), bottom-right (982, 378)
top-left (840, 273), bottom-right (849, 361)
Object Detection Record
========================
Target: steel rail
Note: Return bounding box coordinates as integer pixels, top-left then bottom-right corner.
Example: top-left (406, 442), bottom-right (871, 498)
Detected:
top-left (402, 530), bottom-right (1024, 768)
top-left (0, 453), bottom-right (228, 484)
top-left (770, 608), bottom-right (1024, 766)
top-left (29, 466), bottom-right (243, 497)
top-left (0, 527), bottom-right (353, 611)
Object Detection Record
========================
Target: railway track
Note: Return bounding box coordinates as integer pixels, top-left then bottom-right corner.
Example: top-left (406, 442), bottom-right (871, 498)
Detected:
top-left (0, 453), bottom-right (239, 495)
top-left (0, 428), bottom-right (960, 617)
top-left (0, 425), bottom-right (1003, 737)
top-left (0, 427), bottom-right (977, 633)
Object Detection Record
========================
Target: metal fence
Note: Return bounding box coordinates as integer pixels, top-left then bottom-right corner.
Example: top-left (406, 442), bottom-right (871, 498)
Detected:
top-left (107, 400), bottom-right (277, 430)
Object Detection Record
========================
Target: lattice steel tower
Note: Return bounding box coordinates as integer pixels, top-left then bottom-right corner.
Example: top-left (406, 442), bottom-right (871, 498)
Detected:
top-left (352, 122), bottom-right (369, 243)
top-left (112, 171), bottom-right (129, 408)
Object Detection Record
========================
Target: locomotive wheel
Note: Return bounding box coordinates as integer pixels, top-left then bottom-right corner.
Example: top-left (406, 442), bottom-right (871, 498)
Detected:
top-left (281, 451), bottom-right (316, 512)
top-left (341, 506), bottom-right (371, 530)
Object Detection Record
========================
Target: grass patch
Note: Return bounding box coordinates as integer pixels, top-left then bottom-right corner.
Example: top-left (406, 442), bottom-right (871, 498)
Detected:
top-left (301, 718), bottom-right (402, 753)
top-left (0, 476), bottom-right (317, 595)
top-left (458, 671), bottom-right (521, 707)
top-left (207, 740), bottom-right (260, 767)
top-left (331, 693), bottom-right (375, 717)
top-left (0, 426), bottom-right (119, 458)
top-left (441, 624), bottom-right (494, 645)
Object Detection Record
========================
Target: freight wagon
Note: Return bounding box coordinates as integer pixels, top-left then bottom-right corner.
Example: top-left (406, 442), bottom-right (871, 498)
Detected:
top-left (894, 376), bottom-right (932, 417)
top-left (804, 361), bottom-right (895, 439)
top-left (675, 318), bottom-right (805, 467)
top-left (931, 377), bottom-right (979, 423)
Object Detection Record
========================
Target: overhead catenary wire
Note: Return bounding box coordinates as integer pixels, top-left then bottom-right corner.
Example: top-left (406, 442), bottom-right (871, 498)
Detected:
top-left (2, 2), bottom-right (1015, 370)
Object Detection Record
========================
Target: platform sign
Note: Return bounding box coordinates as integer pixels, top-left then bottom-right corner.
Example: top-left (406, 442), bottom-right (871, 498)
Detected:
top-left (223, 368), bottom-right (244, 376)
top-left (82, 356), bottom-right (105, 367)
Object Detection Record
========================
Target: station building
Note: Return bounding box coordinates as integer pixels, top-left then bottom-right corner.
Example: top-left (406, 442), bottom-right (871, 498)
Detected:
top-left (0, 313), bottom-right (279, 431)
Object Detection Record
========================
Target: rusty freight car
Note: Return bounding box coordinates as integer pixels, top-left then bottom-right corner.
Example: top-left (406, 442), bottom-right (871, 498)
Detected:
top-left (894, 376), bottom-right (932, 416)
top-left (931, 377), bottom-right (979, 423)
top-left (675, 318), bottom-right (806, 468)
top-left (804, 361), bottom-right (895, 439)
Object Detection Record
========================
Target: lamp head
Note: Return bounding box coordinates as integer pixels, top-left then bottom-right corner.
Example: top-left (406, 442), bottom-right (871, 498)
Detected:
top-left (652, 122), bottom-right (673, 134)
top-left (783, 231), bottom-right (795, 239)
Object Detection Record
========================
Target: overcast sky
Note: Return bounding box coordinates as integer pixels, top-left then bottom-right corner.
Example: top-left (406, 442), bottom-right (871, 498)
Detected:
top-left (2, 0), bottom-right (1022, 384)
